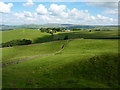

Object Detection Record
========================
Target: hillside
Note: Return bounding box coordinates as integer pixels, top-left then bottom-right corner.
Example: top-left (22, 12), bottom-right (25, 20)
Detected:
top-left (1, 29), bottom-right (49, 43)
top-left (1, 28), bottom-right (119, 44)
top-left (2, 39), bottom-right (119, 88)
top-left (2, 41), bottom-right (65, 64)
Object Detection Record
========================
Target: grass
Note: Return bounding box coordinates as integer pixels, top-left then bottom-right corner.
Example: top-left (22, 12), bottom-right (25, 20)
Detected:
top-left (1, 28), bottom-right (119, 44)
top-left (53, 30), bottom-right (119, 39)
top-left (2, 40), bottom-right (66, 63)
top-left (2, 39), bottom-right (119, 88)
top-left (1, 29), bottom-right (50, 43)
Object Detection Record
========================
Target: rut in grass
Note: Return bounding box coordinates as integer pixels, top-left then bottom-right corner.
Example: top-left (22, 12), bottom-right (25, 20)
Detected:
top-left (2, 40), bottom-right (70, 67)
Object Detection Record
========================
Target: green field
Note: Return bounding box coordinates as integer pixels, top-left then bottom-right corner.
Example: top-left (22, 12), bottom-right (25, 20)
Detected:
top-left (1, 28), bottom-right (120, 88)
top-left (1, 29), bottom-right (49, 43)
top-left (1, 28), bottom-right (119, 44)
top-left (2, 41), bottom-right (66, 63)
top-left (2, 39), bottom-right (119, 88)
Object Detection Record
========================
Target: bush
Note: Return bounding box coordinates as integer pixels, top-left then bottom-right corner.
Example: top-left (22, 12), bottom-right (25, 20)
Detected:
top-left (2, 39), bottom-right (32, 47)
top-left (64, 35), bottom-right (68, 40)
top-left (89, 30), bottom-right (92, 32)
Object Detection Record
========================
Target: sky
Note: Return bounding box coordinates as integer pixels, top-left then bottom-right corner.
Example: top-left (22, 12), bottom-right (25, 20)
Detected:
top-left (0, 0), bottom-right (119, 25)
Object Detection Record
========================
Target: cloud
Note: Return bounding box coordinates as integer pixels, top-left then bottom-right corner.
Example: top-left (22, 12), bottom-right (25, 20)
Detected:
top-left (96, 14), bottom-right (113, 21)
top-left (0, 2), bottom-right (13, 13)
top-left (23, 11), bottom-right (33, 17)
top-left (49, 4), bottom-right (66, 16)
top-left (23, 0), bottom-right (34, 7)
top-left (12, 4), bottom-right (117, 25)
top-left (86, 2), bottom-right (118, 9)
top-left (14, 11), bottom-right (33, 18)
top-left (36, 4), bottom-right (48, 15)
top-left (26, 17), bottom-right (36, 21)
top-left (14, 13), bottom-right (24, 18)
top-left (103, 9), bottom-right (118, 15)
top-left (68, 8), bottom-right (90, 20)
top-left (86, 2), bottom-right (118, 17)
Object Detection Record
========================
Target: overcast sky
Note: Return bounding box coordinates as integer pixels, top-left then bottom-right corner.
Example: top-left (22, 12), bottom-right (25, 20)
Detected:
top-left (0, 0), bottom-right (119, 25)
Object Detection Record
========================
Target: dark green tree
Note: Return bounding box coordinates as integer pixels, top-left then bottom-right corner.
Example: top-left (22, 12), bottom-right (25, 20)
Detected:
top-left (64, 35), bottom-right (68, 40)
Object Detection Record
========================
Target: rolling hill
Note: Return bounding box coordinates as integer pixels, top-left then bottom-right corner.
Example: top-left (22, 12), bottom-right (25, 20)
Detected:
top-left (0, 24), bottom-right (118, 31)
top-left (2, 39), bottom-right (119, 88)
top-left (1, 28), bottom-right (119, 44)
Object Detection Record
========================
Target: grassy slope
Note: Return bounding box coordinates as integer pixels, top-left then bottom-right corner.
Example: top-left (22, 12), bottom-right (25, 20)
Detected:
top-left (3, 39), bottom-right (119, 88)
top-left (1, 29), bottom-right (50, 43)
top-left (54, 30), bottom-right (119, 39)
top-left (1, 28), bottom-right (119, 44)
top-left (2, 41), bottom-right (65, 63)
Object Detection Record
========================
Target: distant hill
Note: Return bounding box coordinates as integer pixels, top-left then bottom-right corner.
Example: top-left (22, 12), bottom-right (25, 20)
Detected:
top-left (0, 24), bottom-right (118, 31)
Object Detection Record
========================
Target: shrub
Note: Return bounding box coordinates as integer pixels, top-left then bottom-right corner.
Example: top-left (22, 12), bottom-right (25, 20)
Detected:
top-left (89, 30), bottom-right (92, 32)
top-left (64, 35), bottom-right (68, 40)
top-left (2, 39), bottom-right (32, 47)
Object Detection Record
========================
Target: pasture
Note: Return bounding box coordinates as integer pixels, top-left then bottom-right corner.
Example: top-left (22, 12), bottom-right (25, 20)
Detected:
top-left (1, 27), bottom-right (119, 88)
top-left (1, 28), bottom-right (119, 44)
top-left (2, 41), bottom-right (66, 64)
top-left (2, 39), bottom-right (119, 88)
top-left (1, 29), bottom-right (49, 43)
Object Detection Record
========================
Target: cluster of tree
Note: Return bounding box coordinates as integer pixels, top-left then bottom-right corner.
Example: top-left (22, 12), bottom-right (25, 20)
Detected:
top-left (94, 29), bottom-right (110, 31)
top-left (40, 28), bottom-right (64, 36)
top-left (2, 39), bottom-right (32, 47)
top-left (40, 28), bottom-right (62, 33)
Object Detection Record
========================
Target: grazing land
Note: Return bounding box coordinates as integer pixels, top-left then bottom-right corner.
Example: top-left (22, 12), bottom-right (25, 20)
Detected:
top-left (2, 27), bottom-right (120, 88)
top-left (1, 27), bottom-right (119, 44)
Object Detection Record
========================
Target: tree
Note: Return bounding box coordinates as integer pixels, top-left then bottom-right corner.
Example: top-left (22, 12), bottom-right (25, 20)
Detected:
top-left (49, 31), bottom-right (54, 36)
top-left (89, 30), bottom-right (92, 32)
top-left (64, 35), bottom-right (68, 40)
top-left (40, 28), bottom-right (46, 32)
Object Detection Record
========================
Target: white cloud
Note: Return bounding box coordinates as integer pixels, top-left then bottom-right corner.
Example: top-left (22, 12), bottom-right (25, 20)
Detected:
top-left (0, 2), bottom-right (13, 13)
top-left (23, 11), bottom-right (33, 17)
top-left (23, 0), bottom-right (34, 7)
top-left (91, 16), bottom-right (96, 20)
top-left (49, 4), bottom-right (66, 16)
top-left (96, 14), bottom-right (112, 21)
top-left (68, 8), bottom-right (91, 21)
top-left (103, 9), bottom-right (118, 15)
top-left (14, 11), bottom-right (33, 19)
top-left (36, 4), bottom-right (48, 15)
top-left (93, 14), bottom-right (116, 24)
top-left (14, 12), bottom-right (25, 18)
top-left (26, 17), bottom-right (36, 21)
top-left (8, 3), bottom-right (118, 25)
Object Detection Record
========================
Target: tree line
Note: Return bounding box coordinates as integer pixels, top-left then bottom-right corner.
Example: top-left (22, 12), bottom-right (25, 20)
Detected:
top-left (2, 39), bottom-right (32, 47)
